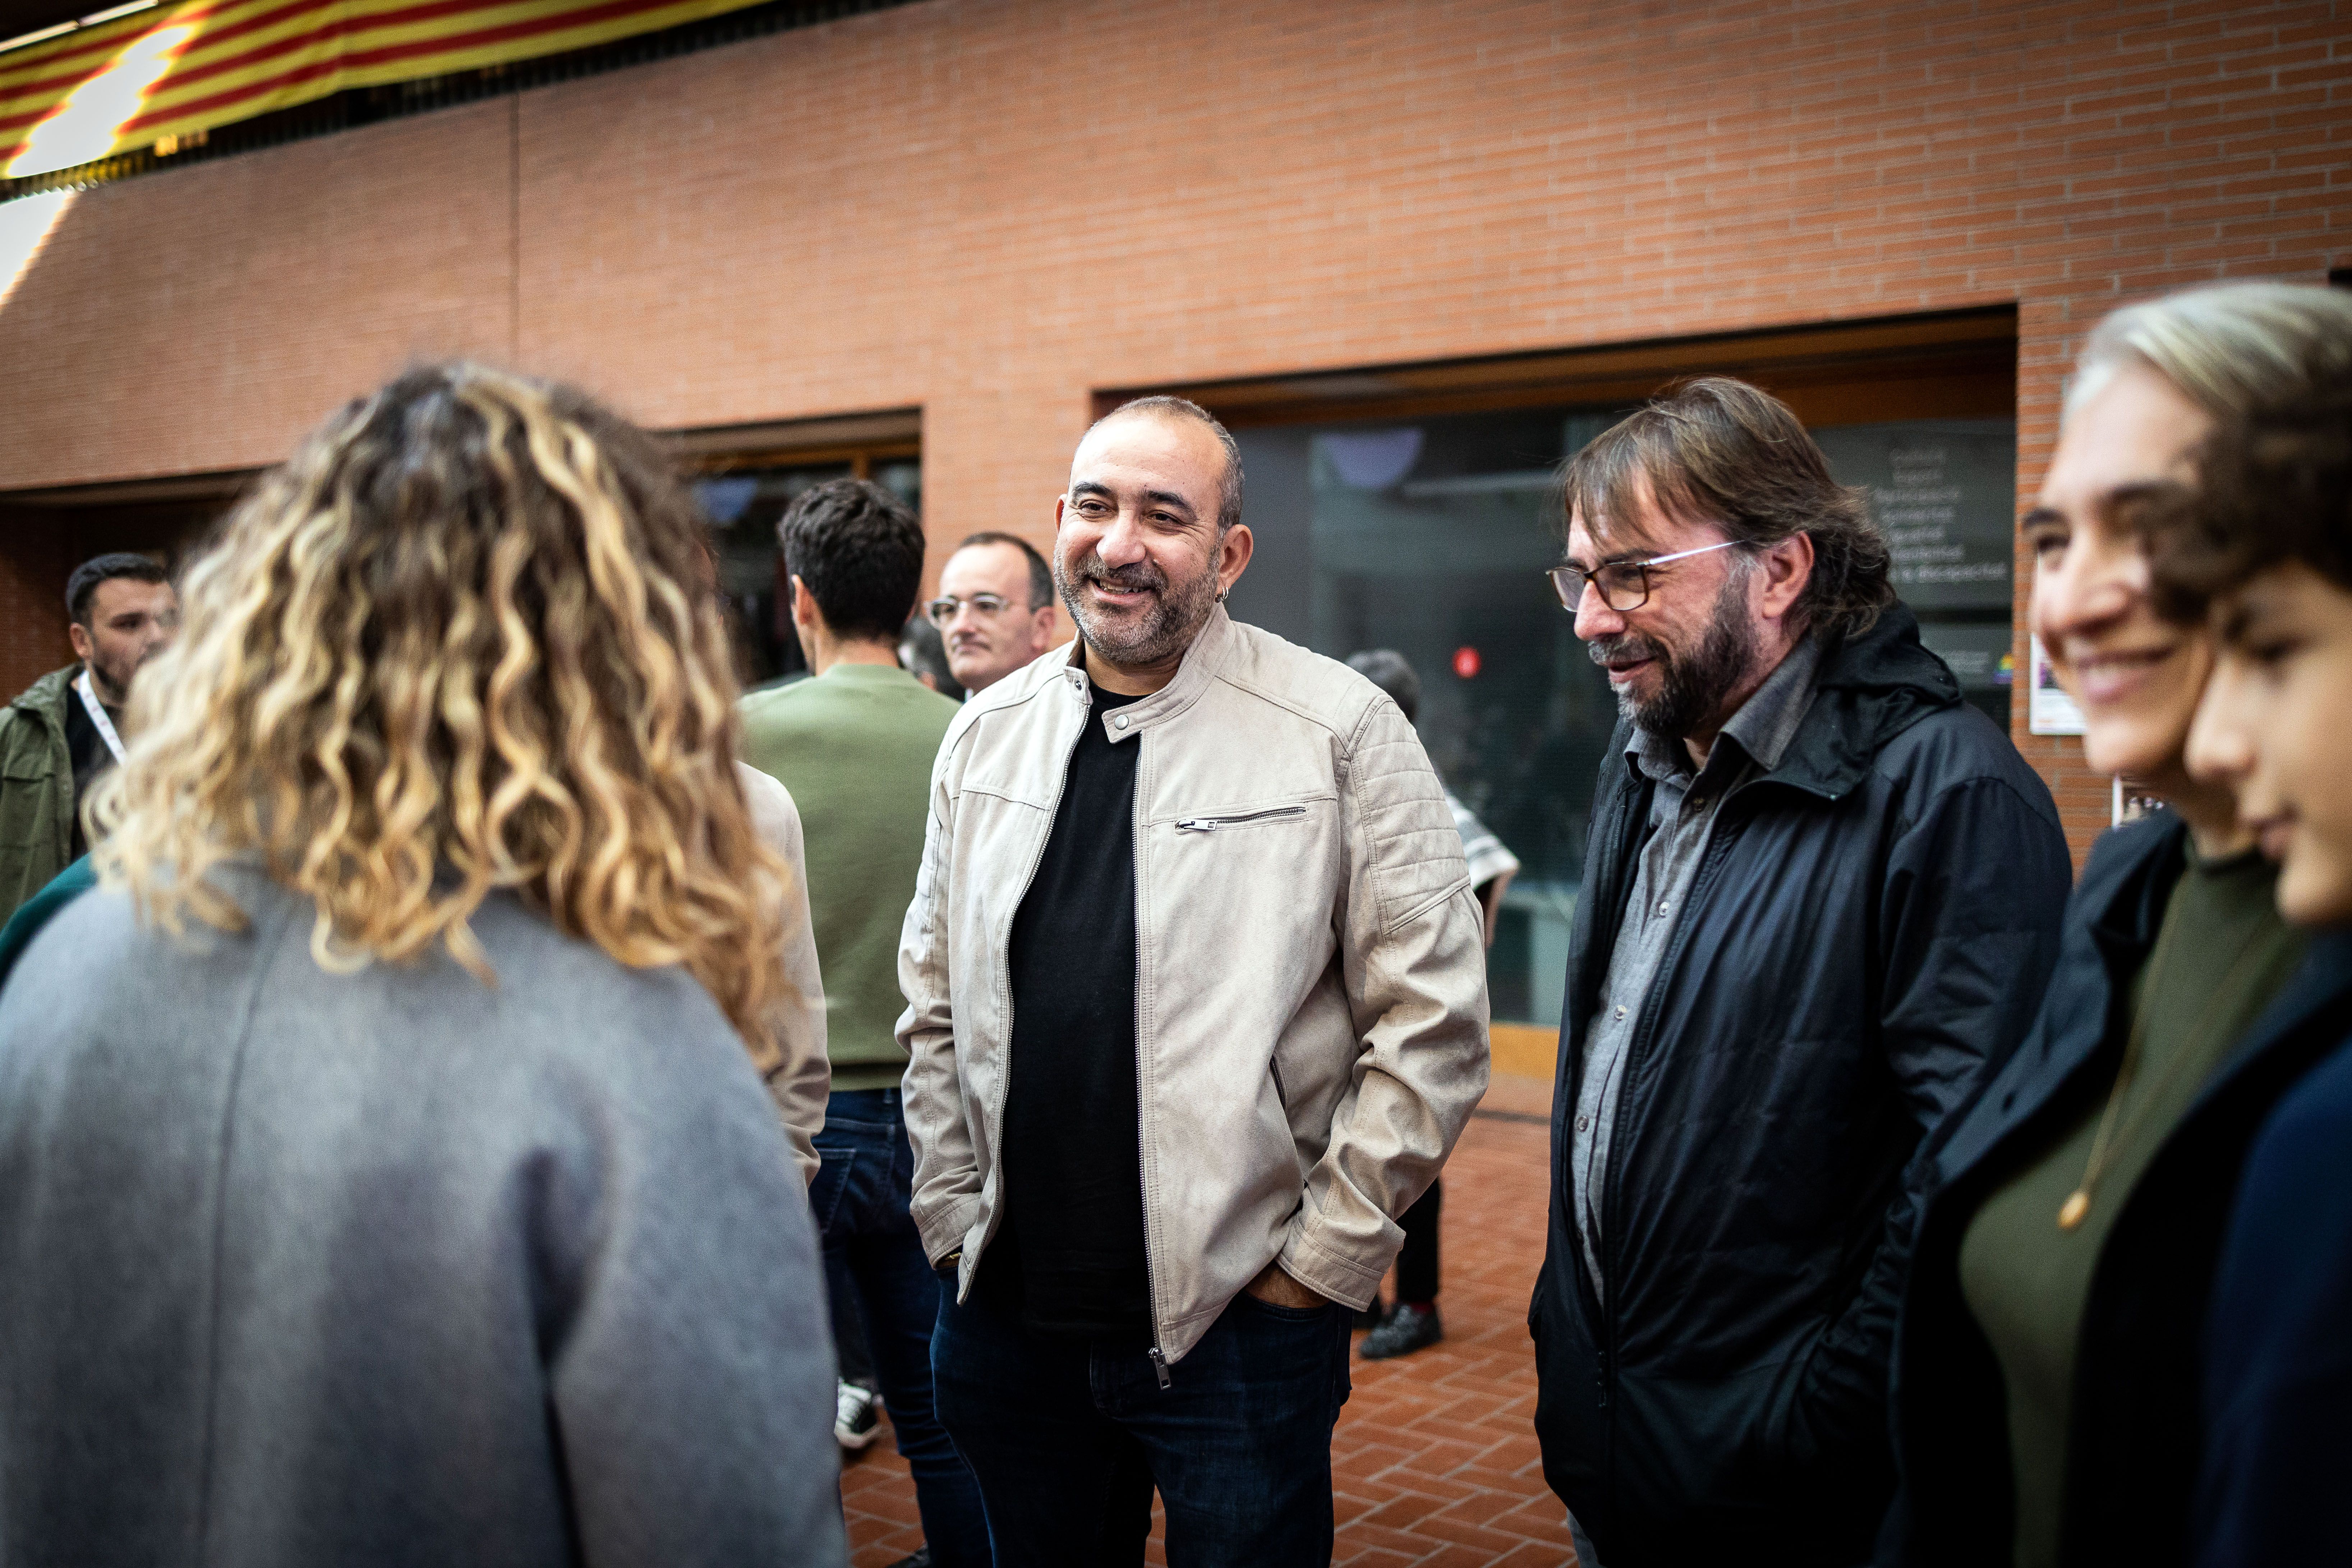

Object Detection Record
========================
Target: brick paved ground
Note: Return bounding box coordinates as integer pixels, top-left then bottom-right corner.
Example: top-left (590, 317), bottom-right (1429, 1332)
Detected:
top-left (840, 1071), bottom-right (1573, 1568)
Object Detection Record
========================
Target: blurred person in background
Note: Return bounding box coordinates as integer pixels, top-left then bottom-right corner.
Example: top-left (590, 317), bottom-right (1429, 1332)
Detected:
top-left (903, 396), bottom-right (1488, 1566)
top-left (927, 531), bottom-right (1057, 696)
top-left (0, 552), bottom-right (177, 920)
top-left (735, 739), bottom-right (834, 1189)
top-left (901, 613), bottom-right (966, 700)
top-left (739, 479), bottom-right (985, 1568)
top-left (1344, 647), bottom-right (1520, 1361)
top-left (1533, 378), bottom-right (2070, 1568)
top-left (0, 364), bottom-right (844, 1566)
top-left (2145, 332), bottom-right (2352, 1568)
top-left (1885, 282), bottom-right (2352, 1568)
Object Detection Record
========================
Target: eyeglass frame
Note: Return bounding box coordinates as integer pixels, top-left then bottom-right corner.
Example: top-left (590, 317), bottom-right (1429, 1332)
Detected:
top-left (921, 592), bottom-right (1033, 627)
top-left (1547, 538), bottom-right (1746, 613)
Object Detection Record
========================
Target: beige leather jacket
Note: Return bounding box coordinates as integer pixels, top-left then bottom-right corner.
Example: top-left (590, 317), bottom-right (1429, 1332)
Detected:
top-left (896, 608), bottom-right (1490, 1365)
top-left (739, 763), bottom-right (831, 1184)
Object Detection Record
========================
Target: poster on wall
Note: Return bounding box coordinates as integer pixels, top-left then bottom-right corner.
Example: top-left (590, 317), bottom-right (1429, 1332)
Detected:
top-left (2028, 636), bottom-right (2087, 735)
top-left (1813, 420), bottom-right (2016, 615)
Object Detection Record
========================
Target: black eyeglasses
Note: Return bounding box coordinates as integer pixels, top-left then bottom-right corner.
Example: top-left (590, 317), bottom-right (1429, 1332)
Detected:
top-left (1548, 539), bottom-right (1743, 612)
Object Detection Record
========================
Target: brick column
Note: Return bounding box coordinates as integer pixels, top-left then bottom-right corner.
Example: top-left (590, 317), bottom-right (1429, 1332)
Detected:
top-left (0, 507), bottom-right (69, 702)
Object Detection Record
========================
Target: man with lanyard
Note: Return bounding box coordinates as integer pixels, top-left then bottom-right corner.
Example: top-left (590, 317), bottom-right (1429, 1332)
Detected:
top-left (0, 554), bottom-right (178, 924)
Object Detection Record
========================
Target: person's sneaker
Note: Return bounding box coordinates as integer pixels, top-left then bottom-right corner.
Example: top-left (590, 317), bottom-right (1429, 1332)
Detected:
top-left (1354, 1300), bottom-right (1389, 1331)
top-left (1358, 1301), bottom-right (1442, 1360)
top-left (885, 1551), bottom-right (932, 1568)
top-left (834, 1381), bottom-right (883, 1450)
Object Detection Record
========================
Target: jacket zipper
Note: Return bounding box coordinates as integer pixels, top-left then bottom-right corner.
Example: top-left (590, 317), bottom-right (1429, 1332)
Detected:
top-left (1173, 805), bottom-right (1306, 832)
top-left (1131, 722), bottom-right (1172, 1387)
top-left (971, 679), bottom-right (1085, 1302)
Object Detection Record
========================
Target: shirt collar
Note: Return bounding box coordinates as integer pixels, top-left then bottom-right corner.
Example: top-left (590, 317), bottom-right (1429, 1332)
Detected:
top-left (1625, 633), bottom-right (1824, 783)
top-left (817, 661), bottom-right (925, 687)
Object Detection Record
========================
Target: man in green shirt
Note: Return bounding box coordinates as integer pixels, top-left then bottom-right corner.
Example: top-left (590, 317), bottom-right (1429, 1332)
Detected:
top-left (736, 478), bottom-right (981, 1568)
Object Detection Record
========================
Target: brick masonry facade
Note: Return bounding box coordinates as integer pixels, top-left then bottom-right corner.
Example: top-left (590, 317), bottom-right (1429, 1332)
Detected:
top-left (1, 0), bottom-right (2346, 856)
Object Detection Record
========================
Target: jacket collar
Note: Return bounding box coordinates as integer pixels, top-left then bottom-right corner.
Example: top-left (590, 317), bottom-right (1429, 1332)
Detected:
top-left (8, 664), bottom-right (82, 725)
top-left (2086, 810), bottom-right (2190, 962)
top-left (2210, 925), bottom-right (2352, 1088)
top-left (1053, 603), bottom-right (1237, 744)
top-left (1758, 603), bottom-right (1963, 801)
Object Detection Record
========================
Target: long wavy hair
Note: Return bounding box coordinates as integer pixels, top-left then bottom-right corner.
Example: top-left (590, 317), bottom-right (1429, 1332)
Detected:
top-left (89, 363), bottom-right (790, 1058)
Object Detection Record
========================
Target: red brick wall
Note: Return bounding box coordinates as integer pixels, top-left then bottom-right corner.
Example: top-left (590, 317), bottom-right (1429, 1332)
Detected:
top-left (0, 508), bottom-right (66, 691)
top-left (1, 0), bottom-right (2345, 856)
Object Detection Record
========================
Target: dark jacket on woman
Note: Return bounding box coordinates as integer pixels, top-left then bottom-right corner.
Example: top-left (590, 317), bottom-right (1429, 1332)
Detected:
top-left (1885, 814), bottom-right (2346, 1568)
top-left (2192, 929), bottom-right (2352, 1568)
top-left (1531, 606), bottom-right (2072, 1568)
top-left (0, 869), bottom-right (847, 1568)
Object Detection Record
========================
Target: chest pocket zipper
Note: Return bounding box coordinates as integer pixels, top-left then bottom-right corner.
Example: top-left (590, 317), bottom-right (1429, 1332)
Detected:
top-left (1174, 805), bottom-right (1308, 832)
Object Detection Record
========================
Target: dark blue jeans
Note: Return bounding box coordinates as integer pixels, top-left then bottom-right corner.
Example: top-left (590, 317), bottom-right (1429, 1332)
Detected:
top-left (931, 1278), bottom-right (1352, 1567)
top-left (812, 1089), bottom-right (990, 1568)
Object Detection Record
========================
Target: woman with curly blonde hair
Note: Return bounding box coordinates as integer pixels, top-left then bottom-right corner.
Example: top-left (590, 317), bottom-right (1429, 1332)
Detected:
top-left (0, 364), bottom-right (847, 1567)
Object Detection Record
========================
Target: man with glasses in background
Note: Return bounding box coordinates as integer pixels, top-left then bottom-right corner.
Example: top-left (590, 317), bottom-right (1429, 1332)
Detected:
top-left (1529, 378), bottom-right (2070, 1568)
top-left (927, 532), bottom-right (1058, 696)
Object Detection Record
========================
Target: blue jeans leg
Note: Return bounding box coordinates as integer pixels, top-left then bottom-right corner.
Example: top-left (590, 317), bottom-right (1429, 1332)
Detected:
top-left (813, 1090), bottom-right (991, 1568)
top-left (1122, 1294), bottom-right (1351, 1567)
top-left (932, 1283), bottom-right (1350, 1568)
top-left (932, 1289), bottom-right (1157, 1564)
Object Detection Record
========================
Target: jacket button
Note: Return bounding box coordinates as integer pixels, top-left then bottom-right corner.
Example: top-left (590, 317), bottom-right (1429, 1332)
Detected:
top-left (1613, 1005), bottom-right (1627, 1020)
top-left (1113, 714), bottom-right (1129, 730)
top-left (1576, 1114), bottom-right (1590, 1132)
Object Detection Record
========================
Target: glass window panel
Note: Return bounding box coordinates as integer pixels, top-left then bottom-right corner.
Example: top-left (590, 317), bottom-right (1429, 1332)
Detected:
top-left (695, 461), bottom-right (865, 691)
top-left (1230, 403), bottom-right (2016, 1025)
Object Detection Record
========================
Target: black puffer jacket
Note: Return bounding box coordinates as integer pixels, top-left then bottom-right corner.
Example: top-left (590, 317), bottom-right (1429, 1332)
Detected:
top-left (1883, 814), bottom-right (2352, 1568)
top-left (1530, 606), bottom-right (2073, 1568)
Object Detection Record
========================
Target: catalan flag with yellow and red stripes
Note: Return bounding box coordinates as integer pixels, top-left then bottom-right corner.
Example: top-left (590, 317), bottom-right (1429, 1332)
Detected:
top-left (1, 0), bottom-right (768, 179)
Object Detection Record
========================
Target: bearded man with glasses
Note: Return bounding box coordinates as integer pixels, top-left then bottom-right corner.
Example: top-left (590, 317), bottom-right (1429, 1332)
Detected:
top-left (1529, 378), bottom-right (2071, 1568)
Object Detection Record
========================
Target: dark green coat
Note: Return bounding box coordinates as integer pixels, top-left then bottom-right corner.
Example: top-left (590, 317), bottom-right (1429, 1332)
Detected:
top-left (0, 665), bottom-right (79, 923)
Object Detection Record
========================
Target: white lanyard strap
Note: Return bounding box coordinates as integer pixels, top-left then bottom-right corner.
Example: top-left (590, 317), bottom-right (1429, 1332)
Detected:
top-left (73, 670), bottom-right (126, 765)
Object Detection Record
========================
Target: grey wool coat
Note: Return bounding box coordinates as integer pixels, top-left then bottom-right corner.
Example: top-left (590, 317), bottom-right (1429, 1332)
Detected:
top-left (0, 867), bottom-right (846, 1568)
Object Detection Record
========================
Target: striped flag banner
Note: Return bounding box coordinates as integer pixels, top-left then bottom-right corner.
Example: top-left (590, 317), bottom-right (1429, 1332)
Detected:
top-left (1, 0), bottom-right (770, 178)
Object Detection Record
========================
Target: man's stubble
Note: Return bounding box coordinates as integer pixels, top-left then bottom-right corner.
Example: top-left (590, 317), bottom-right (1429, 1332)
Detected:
top-left (1054, 544), bottom-right (1221, 671)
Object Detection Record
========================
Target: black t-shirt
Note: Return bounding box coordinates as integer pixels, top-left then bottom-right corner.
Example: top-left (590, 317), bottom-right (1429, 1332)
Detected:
top-left (61, 682), bottom-right (120, 862)
top-left (979, 681), bottom-right (1152, 1338)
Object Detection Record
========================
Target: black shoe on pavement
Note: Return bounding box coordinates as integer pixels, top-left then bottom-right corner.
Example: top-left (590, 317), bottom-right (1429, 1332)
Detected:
top-left (1354, 1300), bottom-right (1389, 1331)
top-left (1358, 1301), bottom-right (1442, 1359)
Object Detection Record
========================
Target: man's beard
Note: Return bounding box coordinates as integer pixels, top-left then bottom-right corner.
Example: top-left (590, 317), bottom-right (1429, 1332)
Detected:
top-left (87, 648), bottom-right (143, 708)
top-left (1055, 547), bottom-right (1220, 669)
top-left (1588, 565), bottom-right (1758, 739)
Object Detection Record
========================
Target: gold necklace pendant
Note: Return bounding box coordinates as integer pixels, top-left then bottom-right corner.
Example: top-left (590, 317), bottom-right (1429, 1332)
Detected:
top-left (2058, 1190), bottom-right (2090, 1230)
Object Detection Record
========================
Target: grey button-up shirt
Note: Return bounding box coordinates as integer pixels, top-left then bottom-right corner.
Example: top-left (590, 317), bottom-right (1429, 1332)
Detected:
top-left (1570, 636), bottom-right (1823, 1298)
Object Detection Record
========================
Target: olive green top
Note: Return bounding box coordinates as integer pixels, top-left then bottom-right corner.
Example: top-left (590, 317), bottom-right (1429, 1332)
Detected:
top-left (739, 664), bottom-right (959, 1091)
top-left (1957, 841), bottom-right (2305, 1568)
